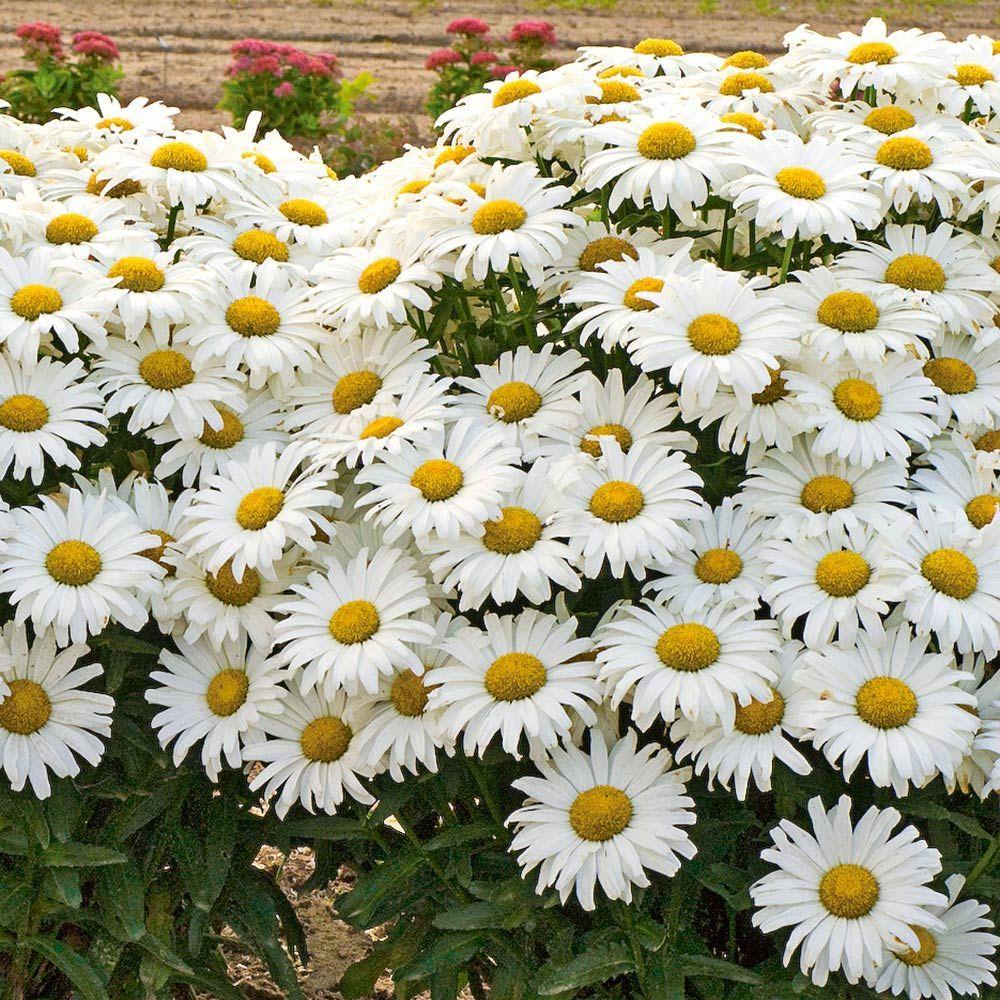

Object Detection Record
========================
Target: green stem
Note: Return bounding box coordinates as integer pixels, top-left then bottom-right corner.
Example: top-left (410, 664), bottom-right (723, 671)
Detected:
top-left (778, 236), bottom-right (797, 283)
top-left (465, 757), bottom-right (507, 831)
top-left (505, 264), bottom-right (539, 349)
top-left (394, 811), bottom-right (464, 903)
top-left (162, 204), bottom-right (181, 249)
top-left (966, 830), bottom-right (1000, 890)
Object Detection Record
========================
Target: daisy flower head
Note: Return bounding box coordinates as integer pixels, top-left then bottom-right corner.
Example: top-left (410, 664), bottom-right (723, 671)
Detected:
top-left (911, 448), bottom-right (1000, 530)
top-left (90, 330), bottom-right (246, 439)
top-left (596, 597), bottom-right (779, 731)
top-left (889, 503), bottom-right (1000, 656)
top-left (454, 344), bottom-right (586, 458)
top-left (762, 520), bottom-right (906, 648)
top-left (786, 353), bottom-right (941, 467)
top-left (922, 334), bottom-right (1000, 428)
top-left (422, 161), bottom-right (578, 284)
top-left (0, 354), bottom-right (106, 484)
top-left (576, 39), bottom-right (720, 78)
top-left (0, 490), bottom-right (162, 644)
top-left (355, 418), bottom-right (522, 545)
top-left (935, 36), bottom-right (1000, 117)
top-left (751, 793), bottom-right (947, 987)
top-left (947, 655), bottom-right (1000, 798)
top-left (179, 441), bottom-right (337, 581)
top-left (274, 544), bottom-right (435, 697)
top-left (0, 624), bottom-right (114, 799)
top-left (557, 440), bottom-right (704, 579)
top-left (790, 623), bottom-right (978, 794)
top-left (174, 216), bottom-right (316, 276)
top-left (670, 637), bottom-right (811, 799)
top-left (629, 265), bottom-right (799, 412)
top-left (427, 609), bottom-right (600, 758)
top-left (508, 730), bottom-right (697, 910)
top-left (424, 460), bottom-right (582, 610)
top-left (54, 94), bottom-right (179, 140)
top-left (146, 635), bottom-right (287, 781)
top-left (725, 132), bottom-right (882, 242)
top-left (741, 436), bottom-right (909, 535)
top-left (246, 687), bottom-right (376, 818)
top-left (646, 497), bottom-right (769, 613)
top-left (0, 136), bottom-right (74, 196)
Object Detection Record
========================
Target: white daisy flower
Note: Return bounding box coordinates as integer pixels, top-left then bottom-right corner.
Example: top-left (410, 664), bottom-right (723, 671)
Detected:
top-left (936, 38), bottom-right (1000, 116)
top-left (174, 216), bottom-right (315, 275)
top-left (911, 448), bottom-right (1000, 530)
top-left (596, 597), bottom-right (779, 731)
top-left (576, 39), bottom-right (720, 78)
top-left (54, 94), bottom-right (179, 139)
top-left (508, 730), bottom-right (697, 910)
top-left (751, 793), bottom-right (947, 987)
top-left (146, 635), bottom-right (287, 781)
top-left (948, 654), bottom-right (1000, 798)
top-left (922, 334), bottom-right (1000, 428)
top-left (0, 623), bottom-right (114, 799)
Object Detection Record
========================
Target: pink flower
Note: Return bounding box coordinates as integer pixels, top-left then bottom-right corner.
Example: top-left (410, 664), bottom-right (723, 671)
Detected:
top-left (14, 21), bottom-right (64, 60)
top-left (509, 20), bottom-right (556, 46)
top-left (425, 47), bottom-right (462, 71)
top-left (491, 63), bottom-right (520, 79)
top-left (470, 50), bottom-right (497, 66)
top-left (72, 30), bottom-right (120, 62)
top-left (446, 17), bottom-right (490, 37)
top-left (273, 81), bottom-right (294, 98)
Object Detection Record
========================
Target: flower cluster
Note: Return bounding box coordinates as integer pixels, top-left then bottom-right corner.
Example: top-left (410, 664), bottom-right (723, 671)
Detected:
top-left (14, 21), bottom-right (64, 62)
top-left (71, 30), bottom-right (120, 64)
top-left (7, 17), bottom-right (1000, 998)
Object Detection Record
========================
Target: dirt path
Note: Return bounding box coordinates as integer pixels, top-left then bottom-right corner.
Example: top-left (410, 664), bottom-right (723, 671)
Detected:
top-left (6, 1), bottom-right (1000, 130)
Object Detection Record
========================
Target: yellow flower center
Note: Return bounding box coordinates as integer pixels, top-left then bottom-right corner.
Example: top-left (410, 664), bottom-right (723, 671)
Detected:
top-left (138, 349), bottom-right (195, 391)
top-left (863, 105), bottom-right (916, 134)
top-left (232, 229), bottom-right (290, 264)
top-left (243, 151), bottom-right (277, 173)
top-left (434, 145), bottom-right (476, 168)
top-left (96, 116), bottom-right (133, 131)
top-left (328, 600), bottom-right (380, 644)
top-left (471, 199), bottom-right (527, 235)
top-left (0, 679), bottom-right (52, 735)
top-left (634, 37), bottom-right (683, 56)
top-left (487, 380), bottom-right (542, 422)
top-left (0, 394), bottom-right (48, 432)
top-left (720, 111), bottom-right (766, 138)
top-left (484, 652), bottom-right (546, 701)
top-left (623, 276), bottom-right (663, 311)
top-left (775, 166), bottom-right (827, 200)
top-left (724, 50), bottom-right (769, 69)
top-left (10, 284), bottom-right (63, 320)
top-left (923, 357), bottom-right (976, 395)
top-left (579, 236), bottom-right (638, 273)
top-left (876, 136), bottom-right (934, 171)
top-left (800, 475), bottom-right (855, 513)
top-left (108, 256), bottom-right (165, 293)
top-left (954, 63), bottom-right (994, 86)
top-left (819, 864), bottom-right (880, 919)
top-left (656, 622), bottom-right (721, 672)
top-left (847, 41), bottom-right (898, 65)
top-left (815, 550), bottom-right (871, 597)
top-left (921, 548), bottom-right (979, 599)
top-left (235, 486), bottom-right (284, 531)
top-left (0, 150), bottom-right (36, 176)
top-left (569, 785), bottom-right (633, 841)
top-left (139, 529), bottom-right (175, 573)
top-left (300, 716), bottom-right (352, 763)
top-left (734, 690), bottom-right (785, 735)
top-left (482, 506), bottom-right (542, 554)
top-left (492, 79), bottom-right (542, 107)
top-left (817, 290), bottom-right (880, 332)
top-left (898, 926), bottom-right (938, 967)
top-left (594, 80), bottom-right (641, 104)
top-left (86, 173), bottom-right (142, 198)
top-left (45, 212), bottom-right (98, 246)
top-left (279, 198), bottom-right (328, 227)
top-left (397, 179), bottom-right (429, 196)
top-left (976, 429), bottom-right (1000, 453)
top-left (205, 561), bottom-right (260, 606)
top-left (719, 71), bottom-right (774, 95)
top-left (46, 540), bottom-right (102, 587)
top-left (688, 313), bottom-right (741, 355)
top-left (966, 494), bottom-right (999, 529)
top-left (150, 141), bottom-right (207, 172)
top-left (225, 296), bottom-right (281, 337)
top-left (884, 253), bottom-right (946, 292)
top-left (752, 367), bottom-right (789, 405)
top-left (357, 257), bottom-right (401, 294)
top-left (695, 547), bottom-right (743, 584)
top-left (856, 675), bottom-right (918, 729)
top-left (411, 459), bottom-right (464, 502)
top-left (581, 423), bottom-right (633, 458)
top-left (636, 122), bottom-right (697, 160)
top-left (833, 378), bottom-right (882, 421)
top-left (360, 415), bottom-right (403, 439)
top-left (390, 671), bottom-right (430, 717)
top-left (590, 480), bottom-right (644, 522)
top-left (200, 409), bottom-right (244, 449)
top-left (332, 370), bottom-right (382, 414)
top-left (597, 65), bottom-right (644, 79)
top-left (206, 669), bottom-right (249, 717)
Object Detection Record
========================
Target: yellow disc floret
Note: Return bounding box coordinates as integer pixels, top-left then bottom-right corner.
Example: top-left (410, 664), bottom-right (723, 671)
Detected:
top-left (206, 669), bottom-right (249, 717)
top-left (0, 679), bottom-right (52, 735)
top-left (847, 42), bottom-right (898, 65)
top-left (569, 785), bottom-right (633, 841)
top-left (966, 494), bottom-right (999, 529)
top-left (581, 423), bottom-right (633, 458)
top-left (898, 927), bottom-right (938, 967)
top-left (150, 141), bottom-right (207, 172)
top-left (411, 459), bottom-right (464, 502)
top-left (0, 394), bottom-right (48, 433)
top-left (634, 38), bottom-right (684, 57)
top-left (279, 198), bottom-right (328, 227)
top-left (863, 105), bottom-right (916, 135)
top-left (471, 199), bottom-right (527, 235)
top-left (358, 257), bottom-right (402, 294)
top-left (579, 236), bottom-right (638, 272)
top-left (636, 122), bottom-right (697, 159)
top-left (817, 291), bottom-right (880, 332)
top-left (954, 63), bottom-right (994, 86)
top-left (923, 357), bottom-right (976, 395)
top-left (225, 296), bottom-right (281, 337)
top-left (623, 276), bottom-right (663, 311)
top-left (482, 506), bottom-right (542, 554)
top-left (138, 349), bottom-right (195, 391)
top-left (108, 256), bottom-right (166, 293)
top-left (884, 254), bottom-right (946, 292)
top-left (656, 622), bottom-right (721, 672)
top-left (734, 690), bottom-right (785, 735)
top-left (695, 547), bottom-right (744, 584)
top-left (200, 409), bottom-right (244, 450)
top-left (300, 715), bottom-right (352, 762)
top-left (720, 112), bottom-right (767, 138)
top-left (819, 864), bottom-right (880, 918)
top-left (719, 71), bottom-right (773, 96)
top-left (833, 378), bottom-right (882, 421)
top-left (484, 652), bottom-right (547, 701)
top-left (0, 150), bottom-right (36, 176)
top-left (329, 599), bottom-right (380, 645)
top-left (45, 213), bottom-right (98, 246)
top-left (46, 540), bottom-right (102, 587)
top-left (492, 79), bottom-right (542, 107)
top-left (775, 166), bottom-right (826, 200)
top-left (921, 548), bottom-right (979, 599)
top-left (856, 675), bottom-right (918, 729)
top-left (590, 481), bottom-right (644, 522)
top-left (391, 671), bottom-right (430, 717)
top-left (801, 475), bottom-right (855, 513)
top-left (235, 486), bottom-right (284, 531)
top-left (332, 370), bottom-right (382, 414)
top-left (815, 550), bottom-right (871, 597)
top-left (876, 137), bottom-right (934, 171)
top-left (487, 380), bottom-right (542, 422)
top-left (688, 313), bottom-right (741, 355)
top-left (10, 284), bottom-right (63, 321)
top-left (724, 50), bottom-right (769, 69)
top-left (205, 561), bottom-right (260, 606)
top-left (360, 415), bottom-right (403, 439)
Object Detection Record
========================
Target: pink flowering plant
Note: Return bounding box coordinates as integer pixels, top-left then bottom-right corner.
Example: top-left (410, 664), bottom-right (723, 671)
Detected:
top-left (2, 22), bottom-right (123, 124)
top-left (425, 18), bottom-right (558, 122)
top-left (219, 39), bottom-right (372, 139)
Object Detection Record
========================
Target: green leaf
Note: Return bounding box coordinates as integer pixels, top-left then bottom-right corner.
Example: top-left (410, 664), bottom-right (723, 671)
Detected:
top-left (44, 867), bottom-right (82, 907)
top-left (134, 932), bottom-right (244, 1000)
top-left (337, 848), bottom-right (426, 928)
top-left (433, 899), bottom-right (527, 931)
top-left (904, 800), bottom-right (993, 842)
top-left (22, 936), bottom-right (110, 1000)
top-left (339, 915), bottom-right (431, 1000)
top-left (680, 954), bottom-right (764, 984)
top-left (424, 820), bottom-right (496, 852)
top-left (536, 940), bottom-right (634, 996)
top-left (42, 842), bottom-right (128, 868)
top-left (280, 814), bottom-right (368, 841)
top-left (97, 861), bottom-right (146, 941)
top-left (395, 930), bottom-right (487, 980)
top-left (0, 880), bottom-right (34, 929)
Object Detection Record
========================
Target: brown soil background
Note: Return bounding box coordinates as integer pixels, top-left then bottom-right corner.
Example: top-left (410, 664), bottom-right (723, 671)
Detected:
top-left (5, 0), bottom-right (1000, 995)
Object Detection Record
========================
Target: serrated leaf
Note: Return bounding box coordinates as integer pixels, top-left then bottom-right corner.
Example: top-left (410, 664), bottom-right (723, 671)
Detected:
top-left (904, 801), bottom-right (993, 842)
top-left (280, 815), bottom-right (368, 841)
top-left (395, 930), bottom-right (487, 980)
top-left (424, 820), bottom-right (496, 851)
top-left (22, 936), bottom-right (110, 1000)
top-left (536, 940), bottom-right (634, 996)
top-left (433, 899), bottom-right (527, 931)
top-left (97, 861), bottom-right (146, 941)
top-left (42, 842), bottom-right (127, 868)
top-left (680, 954), bottom-right (763, 984)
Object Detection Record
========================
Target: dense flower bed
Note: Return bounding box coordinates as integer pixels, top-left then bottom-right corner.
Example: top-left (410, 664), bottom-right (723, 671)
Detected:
top-left (5, 18), bottom-right (1000, 999)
